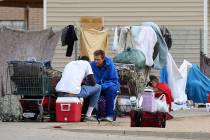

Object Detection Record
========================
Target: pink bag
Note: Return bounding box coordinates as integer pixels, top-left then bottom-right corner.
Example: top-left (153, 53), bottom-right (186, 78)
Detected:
top-left (141, 89), bottom-right (157, 112)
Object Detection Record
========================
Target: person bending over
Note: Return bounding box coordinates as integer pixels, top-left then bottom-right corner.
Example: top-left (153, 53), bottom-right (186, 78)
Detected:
top-left (56, 56), bottom-right (101, 121)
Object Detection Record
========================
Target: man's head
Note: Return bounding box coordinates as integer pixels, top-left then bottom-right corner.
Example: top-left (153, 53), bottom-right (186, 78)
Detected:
top-left (147, 75), bottom-right (159, 88)
top-left (78, 56), bottom-right (90, 61)
top-left (93, 50), bottom-right (105, 67)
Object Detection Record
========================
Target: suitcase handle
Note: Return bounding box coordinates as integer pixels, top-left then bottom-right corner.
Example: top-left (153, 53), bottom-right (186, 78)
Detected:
top-left (61, 104), bottom-right (71, 111)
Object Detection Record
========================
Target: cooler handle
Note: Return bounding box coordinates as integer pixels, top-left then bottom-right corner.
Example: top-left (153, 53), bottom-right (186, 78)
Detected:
top-left (61, 104), bottom-right (71, 111)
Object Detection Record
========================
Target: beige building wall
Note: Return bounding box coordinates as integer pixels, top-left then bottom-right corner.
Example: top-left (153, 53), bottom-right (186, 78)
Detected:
top-left (28, 8), bottom-right (43, 30)
top-left (0, 7), bottom-right (43, 30)
top-left (47, 0), bottom-right (205, 71)
top-left (0, 7), bottom-right (24, 20)
top-left (208, 0), bottom-right (210, 57)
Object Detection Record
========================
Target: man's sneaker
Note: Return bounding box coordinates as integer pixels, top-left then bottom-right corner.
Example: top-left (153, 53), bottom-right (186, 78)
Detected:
top-left (104, 116), bottom-right (113, 122)
top-left (97, 117), bottom-right (105, 121)
top-left (83, 116), bottom-right (97, 122)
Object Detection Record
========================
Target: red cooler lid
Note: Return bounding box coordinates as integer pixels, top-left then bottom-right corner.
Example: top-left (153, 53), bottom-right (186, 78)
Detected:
top-left (56, 97), bottom-right (83, 103)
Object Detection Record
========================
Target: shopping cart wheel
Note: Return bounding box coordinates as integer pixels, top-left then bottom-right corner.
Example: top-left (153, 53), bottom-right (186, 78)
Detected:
top-left (37, 114), bottom-right (44, 122)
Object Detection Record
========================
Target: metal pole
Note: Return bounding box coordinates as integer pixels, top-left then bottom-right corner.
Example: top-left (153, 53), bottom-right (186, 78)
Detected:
top-left (24, 6), bottom-right (29, 30)
top-left (43, 0), bottom-right (47, 29)
top-left (204, 0), bottom-right (208, 56)
top-left (200, 29), bottom-right (203, 52)
top-left (200, 29), bottom-right (203, 68)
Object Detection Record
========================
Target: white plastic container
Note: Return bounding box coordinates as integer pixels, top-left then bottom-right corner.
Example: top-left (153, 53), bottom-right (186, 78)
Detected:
top-left (141, 89), bottom-right (157, 112)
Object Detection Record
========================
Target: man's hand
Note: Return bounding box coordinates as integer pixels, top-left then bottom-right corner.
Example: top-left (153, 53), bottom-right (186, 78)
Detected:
top-left (87, 74), bottom-right (96, 86)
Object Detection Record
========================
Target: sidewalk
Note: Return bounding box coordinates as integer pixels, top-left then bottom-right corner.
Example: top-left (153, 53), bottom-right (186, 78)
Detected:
top-left (49, 108), bottom-right (210, 139)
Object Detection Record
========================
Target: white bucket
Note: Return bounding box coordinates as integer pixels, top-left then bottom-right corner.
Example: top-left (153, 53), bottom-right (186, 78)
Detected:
top-left (206, 103), bottom-right (210, 112)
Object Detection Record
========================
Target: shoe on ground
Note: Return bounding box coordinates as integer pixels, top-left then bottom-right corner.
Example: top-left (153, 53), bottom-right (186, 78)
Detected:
top-left (97, 117), bottom-right (104, 121)
top-left (83, 116), bottom-right (97, 122)
top-left (104, 116), bottom-right (113, 122)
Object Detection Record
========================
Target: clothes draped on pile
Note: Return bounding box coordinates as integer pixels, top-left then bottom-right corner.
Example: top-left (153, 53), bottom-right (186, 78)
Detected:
top-left (164, 53), bottom-right (191, 104)
top-left (200, 52), bottom-right (210, 78)
top-left (186, 64), bottom-right (210, 103)
top-left (61, 25), bottom-right (78, 57)
top-left (80, 28), bottom-right (108, 61)
top-left (111, 23), bottom-right (170, 69)
top-left (61, 22), bottom-right (170, 70)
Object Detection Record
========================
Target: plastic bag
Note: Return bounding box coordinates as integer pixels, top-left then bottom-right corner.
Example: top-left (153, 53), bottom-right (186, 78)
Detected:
top-left (113, 48), bottom-right (145, 69)
top-left (155, 94), bottom-right (169, 112)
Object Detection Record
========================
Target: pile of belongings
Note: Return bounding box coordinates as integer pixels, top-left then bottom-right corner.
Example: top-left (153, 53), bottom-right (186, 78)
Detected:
top-left (112, 22), bottom-right (172, 70)
top-left (0, 27), bottom-right (60, 121)
top-left (115, 63), bottom-right (145, 96)
top-left (186, 65), bottom-right (210, 103)
top-left (160, 53), bottom-right (210, 110)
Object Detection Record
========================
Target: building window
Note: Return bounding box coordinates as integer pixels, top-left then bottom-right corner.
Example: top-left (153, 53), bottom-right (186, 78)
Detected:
top-left (0, 21), bottom-right (25, 30)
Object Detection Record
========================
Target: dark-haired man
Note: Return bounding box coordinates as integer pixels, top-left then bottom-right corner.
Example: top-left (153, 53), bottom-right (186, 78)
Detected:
top-left (56, 56), bottom-right (101, 121)
top-left (90, 50), bottom-right (119, 122)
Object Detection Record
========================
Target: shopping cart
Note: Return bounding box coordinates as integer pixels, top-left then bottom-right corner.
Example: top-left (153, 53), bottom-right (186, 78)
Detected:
top-left (114, 63), bottom-right (145, 116)
top-left (7, 61), bottom-right (57, 121)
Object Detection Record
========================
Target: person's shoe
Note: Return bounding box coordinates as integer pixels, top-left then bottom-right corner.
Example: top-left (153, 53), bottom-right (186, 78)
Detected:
top-left (97, 117), bottom-right (104, 121)
top-left (83, 116), bottom-right (97, 122)
top-left (104, 116), bottom-right (113, 122)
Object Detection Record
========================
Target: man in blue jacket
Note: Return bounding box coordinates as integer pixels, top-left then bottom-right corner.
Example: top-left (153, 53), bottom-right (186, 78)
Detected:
top-left (91, 50), bottom-right (119, 122)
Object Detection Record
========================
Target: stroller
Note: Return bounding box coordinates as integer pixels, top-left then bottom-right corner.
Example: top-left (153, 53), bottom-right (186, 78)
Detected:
top-left (7, 61), bottom-right (57, 121)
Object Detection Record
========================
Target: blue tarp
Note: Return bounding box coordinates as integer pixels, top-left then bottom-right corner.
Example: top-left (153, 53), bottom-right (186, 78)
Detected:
top-left (160, 65), bottom-right (168, 84)
top-left (186, 64), bottom-right (210, 103)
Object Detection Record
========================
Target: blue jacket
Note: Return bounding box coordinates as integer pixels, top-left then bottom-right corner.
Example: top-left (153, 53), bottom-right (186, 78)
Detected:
top-left (90, 57), bottom-right (119, 91)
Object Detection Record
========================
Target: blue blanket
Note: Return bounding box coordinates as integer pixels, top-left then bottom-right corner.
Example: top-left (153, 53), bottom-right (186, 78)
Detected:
top-left (186, 65), bottom-right (210, 103)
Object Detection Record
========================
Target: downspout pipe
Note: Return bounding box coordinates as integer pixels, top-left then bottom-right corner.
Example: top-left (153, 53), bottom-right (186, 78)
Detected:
top-left (43, 0), bottom-right (47, 29)
top-left (204, 0), bottom-right (208, 56)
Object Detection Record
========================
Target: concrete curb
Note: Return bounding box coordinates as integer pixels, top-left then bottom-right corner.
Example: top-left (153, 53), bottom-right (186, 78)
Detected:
top-left (57, 128), bottom-right (210, 140)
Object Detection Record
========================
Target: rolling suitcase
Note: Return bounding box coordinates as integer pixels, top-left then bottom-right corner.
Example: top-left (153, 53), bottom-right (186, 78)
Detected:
top-left (140, 111), bottom-right (166, 128)
top-left (130, 110), bottom-right (166, 128)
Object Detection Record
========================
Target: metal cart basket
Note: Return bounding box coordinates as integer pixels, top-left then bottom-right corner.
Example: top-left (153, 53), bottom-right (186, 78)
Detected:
top-left (7, 61), bottom-right (56, 121)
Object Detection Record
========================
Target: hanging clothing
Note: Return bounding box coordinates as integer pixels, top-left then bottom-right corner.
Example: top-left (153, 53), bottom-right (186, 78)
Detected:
top-left (200, 52), bottom-right (210, 78)
top-left (116, 27), bottom-right (135, 54)
top-left (160, 65), bottom-right (168, 84)
top-left (166, 53), bottom-right (191, 104)
top-left (80, 28), bottom-right (108, 61)
top-left (186, 65), bottom-right (210, 103)
top-left (117, 27), bottom-right (127, 52)
top-left (111, 27), bottom-right (119, 51)
top-left (61, 25), bottom-right (78, 57)
top-left (80, 16), bottom-right (104, 30)
top-left (126, 28), bottom-right (135, 48)
top-left (131, 26), bottom-right (157, 67)
top-left (160, 25), bottom-right (172, 50)
top-left (142, 22), bottom-right (168, 69)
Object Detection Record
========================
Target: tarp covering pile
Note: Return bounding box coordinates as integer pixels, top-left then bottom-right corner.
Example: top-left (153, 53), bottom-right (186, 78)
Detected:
top-left (0, 27), bottom-right (60, 121)
top-left (186, 65), bottom-right (210, 103)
